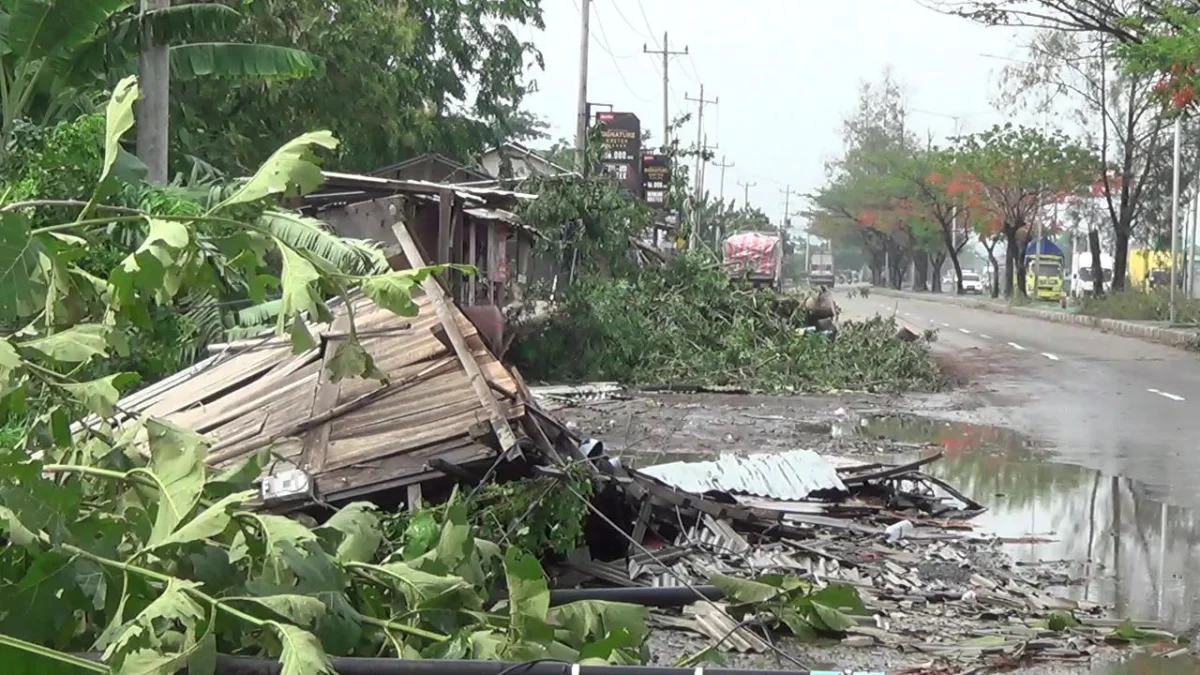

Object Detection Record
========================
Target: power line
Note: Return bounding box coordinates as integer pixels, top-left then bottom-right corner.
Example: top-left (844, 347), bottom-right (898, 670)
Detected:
top-left (633, 0), bottom-right (659, 48)
top-left (682, 52), bottom-right (702, 86)
top-left (575, 0), bottom-right (650, 104)
top-left (607, 0), bottom-right (654, 44)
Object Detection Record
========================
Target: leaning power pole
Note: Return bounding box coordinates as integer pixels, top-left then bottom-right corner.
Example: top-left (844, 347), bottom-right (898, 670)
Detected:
top-left (643, 32), bottom-right (688, 150)
top-left (573, 0), bottom-right (592, 171)
top-left (711, 155), bottom-right (734, 202)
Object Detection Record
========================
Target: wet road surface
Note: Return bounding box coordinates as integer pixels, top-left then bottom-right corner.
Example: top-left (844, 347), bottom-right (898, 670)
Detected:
top-left (838, 290), bottom-right (1200, 511)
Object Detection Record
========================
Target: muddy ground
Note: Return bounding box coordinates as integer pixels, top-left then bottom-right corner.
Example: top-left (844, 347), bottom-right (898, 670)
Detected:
top-left (549, 388), bottom-right (1198, 674)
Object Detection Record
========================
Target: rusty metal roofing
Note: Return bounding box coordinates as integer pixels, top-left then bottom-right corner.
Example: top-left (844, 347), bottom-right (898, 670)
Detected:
top-left (638, 449), bottom-right (848, 500)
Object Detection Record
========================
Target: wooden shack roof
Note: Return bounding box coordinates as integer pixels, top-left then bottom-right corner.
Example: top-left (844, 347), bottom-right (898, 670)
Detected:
top-left (108, 290), bottom-right (527, 504)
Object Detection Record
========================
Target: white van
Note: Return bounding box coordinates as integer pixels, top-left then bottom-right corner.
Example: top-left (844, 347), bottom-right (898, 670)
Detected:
top-left (1070, 252), bottom-right (1114, 298)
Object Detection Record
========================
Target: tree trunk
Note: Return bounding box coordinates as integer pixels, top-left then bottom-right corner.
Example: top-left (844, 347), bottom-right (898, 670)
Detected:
top-left (989, 254), bottom-right (1001, 298)
top-left (1113, 226), bottom-right (1130, 292)
top-left (1003, 234), bottom-right (1019, 298)
top-left (912, 250), bottom-right (929, 291)
top-left (137, 0), bottom-right (171, 183)
top-left (931, 254), bottom-right (945, 293)
top-left (1089, 228), bottom-right (1104, 297)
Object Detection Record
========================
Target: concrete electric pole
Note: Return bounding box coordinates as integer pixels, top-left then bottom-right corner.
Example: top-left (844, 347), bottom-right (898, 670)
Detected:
top-left (643, 32), bottom-right (688, 151)
top-left (685, 85), bottom-right (718, 202)
top-left (685, 86), bottom-right (718, 248)
top-left (137, 0), bottom-right (171, 183)
top-left (711, 155), bottom-right (734, 202)
top-left (779, 186), bottom-right (801, 232)
top-left (573, 0), bottom-right (592, 171)
top-left (738, 180), bottom-right (756, 207)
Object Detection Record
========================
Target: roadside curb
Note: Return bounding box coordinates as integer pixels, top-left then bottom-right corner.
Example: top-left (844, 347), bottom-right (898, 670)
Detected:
top-left (869, 287), bottom-right (1200, 350)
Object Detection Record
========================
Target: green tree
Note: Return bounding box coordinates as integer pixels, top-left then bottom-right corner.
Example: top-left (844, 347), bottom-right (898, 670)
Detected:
top-left (171, 0), bottom-right (545, 173)
top-left (0, 0), bottom-right (319, 161)
top-left (950, 124), bottom-right (1096, 297)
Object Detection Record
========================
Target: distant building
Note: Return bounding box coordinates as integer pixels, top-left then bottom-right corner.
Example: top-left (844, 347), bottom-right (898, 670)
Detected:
top-left (477, 142), bottom-right (574, 181)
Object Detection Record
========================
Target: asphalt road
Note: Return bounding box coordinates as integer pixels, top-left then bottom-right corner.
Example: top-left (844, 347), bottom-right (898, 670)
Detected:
top-left (837, 289), bottom-right (1200, 510)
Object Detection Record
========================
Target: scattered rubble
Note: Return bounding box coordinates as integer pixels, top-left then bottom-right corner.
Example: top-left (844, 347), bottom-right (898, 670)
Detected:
top-left (105, 252), bottom-right (1182, 673)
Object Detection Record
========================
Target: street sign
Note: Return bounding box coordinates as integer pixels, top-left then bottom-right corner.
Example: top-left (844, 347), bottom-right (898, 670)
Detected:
top-left (594, 111), bottom-right (641, 194)
top-left (641, 153), bottom-right (670, 209)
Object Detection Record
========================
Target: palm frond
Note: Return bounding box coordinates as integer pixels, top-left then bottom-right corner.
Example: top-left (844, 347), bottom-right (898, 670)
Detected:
top-left (259, 210), bottom-right (390, 275)
top-left (177, 290), bottom-right (225, 363)
top-left (139, 3), bottom-right (241, 44)
top-left (234, 298), bottom-right (281, 328)
top-left (169, 43), bottom-right (321, 80)
top-left (8, 0), bottom-right (130, 73)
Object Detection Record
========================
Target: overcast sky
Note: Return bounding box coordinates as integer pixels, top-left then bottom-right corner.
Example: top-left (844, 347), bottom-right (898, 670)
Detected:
top-left (518, 0), bottom-right (1038, 227)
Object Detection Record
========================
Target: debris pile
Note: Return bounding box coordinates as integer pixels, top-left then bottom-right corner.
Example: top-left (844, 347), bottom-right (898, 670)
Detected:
top-left (506, 254), bottom-right (943, 393)
top-left (541, 444), bottom-right (1185, 670)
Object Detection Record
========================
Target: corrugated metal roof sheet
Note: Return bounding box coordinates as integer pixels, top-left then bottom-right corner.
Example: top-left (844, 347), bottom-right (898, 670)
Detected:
top-left (638, 449), bottom-right (848, 500)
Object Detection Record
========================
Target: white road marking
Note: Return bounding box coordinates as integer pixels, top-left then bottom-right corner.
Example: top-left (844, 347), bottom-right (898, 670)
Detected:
top-left (958, 328), bottom-right (971, 334)
top-left (1042, 352), bottom-right (1059, 361)
top-left (1008, 342), bottom-right (1027, 351)
top-left (979, 334), bottom-right (992, 340)
top-left (941, 322), bottom-right (951, 328)
top-left (1148, 388), bottom-right (1186, 402)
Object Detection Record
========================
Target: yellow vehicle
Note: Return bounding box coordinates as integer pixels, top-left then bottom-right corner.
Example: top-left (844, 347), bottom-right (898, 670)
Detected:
top-left (1025, 239), bottom-right (1065, 301)
top-left (1128, 248), bottom-right (1173, 290)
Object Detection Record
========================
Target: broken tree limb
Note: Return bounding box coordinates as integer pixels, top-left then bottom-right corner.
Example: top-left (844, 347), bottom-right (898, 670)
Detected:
top-left (390, 220), bottom-right (519, 456)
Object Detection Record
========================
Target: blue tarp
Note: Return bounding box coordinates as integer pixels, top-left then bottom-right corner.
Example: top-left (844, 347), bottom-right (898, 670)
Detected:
top-left (1025, 237), bottom-right (1065, 258)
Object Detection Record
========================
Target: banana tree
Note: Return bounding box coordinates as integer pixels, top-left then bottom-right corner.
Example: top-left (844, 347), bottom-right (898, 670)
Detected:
top-left (0, 0), bottom-right (320, 167)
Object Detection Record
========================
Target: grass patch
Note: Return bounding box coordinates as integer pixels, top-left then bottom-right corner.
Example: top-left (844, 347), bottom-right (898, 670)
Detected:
top-left (1079, 289), bottom-right (1200, 323)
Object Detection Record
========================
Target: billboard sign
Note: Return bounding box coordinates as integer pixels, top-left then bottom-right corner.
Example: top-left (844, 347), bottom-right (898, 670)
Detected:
top-left (641, 153), bottom-right (670, 209)
top-left (594, 111), bottom-right (641, 194)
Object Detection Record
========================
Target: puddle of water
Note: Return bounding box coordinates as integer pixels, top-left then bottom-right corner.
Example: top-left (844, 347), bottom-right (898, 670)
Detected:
top-left (1096, 654), bottom-right (1200, 674)
top-left (861, 415), bottom-right (1200, 632)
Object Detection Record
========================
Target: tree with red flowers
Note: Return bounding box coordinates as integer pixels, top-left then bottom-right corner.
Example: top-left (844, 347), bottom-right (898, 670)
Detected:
top-left (997, 28), bottom-right (1173, 291)
top-left (950, 124), bottom-right (1096, 297)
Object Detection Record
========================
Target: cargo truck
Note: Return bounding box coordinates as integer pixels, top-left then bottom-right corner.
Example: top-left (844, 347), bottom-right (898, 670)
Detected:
top-left (722, 232), bottom-right (784, 291)
top-left (1025, 238), bottom-right (1065, 301)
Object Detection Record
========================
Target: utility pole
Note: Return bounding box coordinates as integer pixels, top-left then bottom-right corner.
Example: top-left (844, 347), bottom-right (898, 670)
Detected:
top-left (738, 180), bottom-right (756, 207)
top-left (685, 85), bottom-right (717, 248)
top-left (573, 0), bottom-right (592, 171)
top-left (685, 85), bottom-right (718, 202)
top-left (711, 155), bottom-right (734, 202)
top-left (779, 186), bottom-right (801, 232)
top-left (643, 32), bottom-right (688, 150)
top-left (1170, 114), bottom-right (1182, 324)
top-left (698, 135), bottom-right (718, 199)
top-left (138, 0), bottom-right (171, 183)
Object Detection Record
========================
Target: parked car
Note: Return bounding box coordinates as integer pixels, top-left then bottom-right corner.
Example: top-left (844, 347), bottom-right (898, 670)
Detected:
top-left (943, 271), bottom-right (983, 294)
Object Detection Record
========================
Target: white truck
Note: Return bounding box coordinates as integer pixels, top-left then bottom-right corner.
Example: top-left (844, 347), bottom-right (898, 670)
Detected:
top-left (809, 252), bottom-right (835, 287)
top-left (1070, 251), bottom-right (1114, 299)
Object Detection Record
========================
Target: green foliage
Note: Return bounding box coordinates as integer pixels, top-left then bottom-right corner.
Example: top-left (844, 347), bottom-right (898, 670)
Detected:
top-left (385, 471), bottom-right (593, 561)
top-left (0, 0), bottom-right (320, 156)
top-left (0, 437), bottom-right (650, 668)
top-left (1079, 288), bottom-right (1200, 323)
top-left (519, 166), bottom-right (655, 278)
top-left (170, 0), bottom-right (545, 172)
top-left (509, 254), bottom-right (943, 393)
top-left (710, 573), bottom-right (865, 640)
top-left (0, 77), bottom-right (650, 671)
